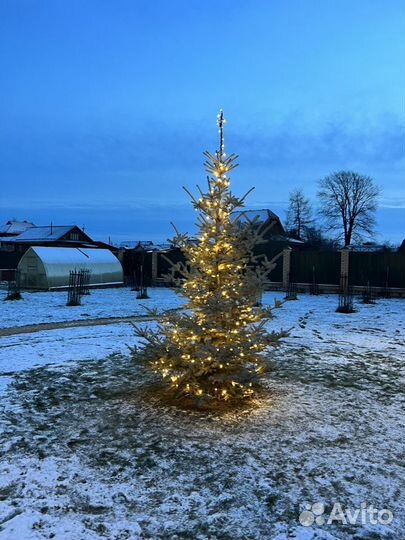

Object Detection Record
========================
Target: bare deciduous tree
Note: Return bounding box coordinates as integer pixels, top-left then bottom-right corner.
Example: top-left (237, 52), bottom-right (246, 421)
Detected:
top-left (286, 188), bottom-right (313, 241)
top-left (318, 171), bottom-right (379, 246)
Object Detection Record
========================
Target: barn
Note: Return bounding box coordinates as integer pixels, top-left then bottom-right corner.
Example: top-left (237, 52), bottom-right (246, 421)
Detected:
top-left (17, 247), bottom-right (123, 290)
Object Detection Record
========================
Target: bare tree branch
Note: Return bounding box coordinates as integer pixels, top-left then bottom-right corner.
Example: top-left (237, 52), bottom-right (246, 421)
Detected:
top-left (317, 171), bottom-right (379, 246)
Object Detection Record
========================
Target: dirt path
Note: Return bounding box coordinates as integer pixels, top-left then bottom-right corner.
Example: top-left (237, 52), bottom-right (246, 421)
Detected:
top-left (0, 315), bottom-right (155, 337)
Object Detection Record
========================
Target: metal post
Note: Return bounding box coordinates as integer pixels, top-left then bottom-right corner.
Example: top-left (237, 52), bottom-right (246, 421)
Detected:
top-left (151, 251), bottom-right (158, 283)
top-left (282, 247), bottom-right (292, 289)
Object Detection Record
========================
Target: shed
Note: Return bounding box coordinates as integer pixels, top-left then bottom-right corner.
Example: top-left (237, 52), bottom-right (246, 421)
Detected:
top-left (18, 247), bottom-right (123, 290)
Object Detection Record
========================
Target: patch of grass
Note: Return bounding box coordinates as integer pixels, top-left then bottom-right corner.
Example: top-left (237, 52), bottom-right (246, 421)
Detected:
top-left (0, 482), bottom-right (19, 501)
top-left (138, 380), bottom-right (261, 414)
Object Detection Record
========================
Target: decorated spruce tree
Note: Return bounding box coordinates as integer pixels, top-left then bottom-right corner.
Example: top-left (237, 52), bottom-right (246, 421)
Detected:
top-left (133, 111), bottom-right (285, 403)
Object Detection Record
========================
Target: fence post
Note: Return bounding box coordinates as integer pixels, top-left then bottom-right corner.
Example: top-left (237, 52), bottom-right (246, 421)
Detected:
top-left (340, 247), bottom-right (350, 292)
top-left (151, 251), bottom-right (158, 283)
top-left (282, 247), bottom-right (292, 289)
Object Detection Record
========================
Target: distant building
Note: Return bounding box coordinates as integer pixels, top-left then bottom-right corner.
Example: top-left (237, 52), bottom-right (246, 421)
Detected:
top-left (232, 208), bottom-right (302, 245)
top-left (0, 220), bottom-right (35, 237)
top-left (18, 247), bottom-right (123, 290)
top-left (2, 224), bottom-right (93, 245)
top-left (118, 240), bottom-right (174, 282)
top-left (233, 208), bottom-right (285, 235)
top-left (349, 242), bottom-right (393, 252)
top-left (118, 209), bottom-right (298, 285)
top-left (119, 240), bottom-right (154, 250)
top-left (0, 223), bottom-right (116, 281)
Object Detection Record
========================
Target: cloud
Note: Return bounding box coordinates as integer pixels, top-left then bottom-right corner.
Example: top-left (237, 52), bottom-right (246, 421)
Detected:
top-left (232, 115), bottom-right (405, 168)
top-left (2, 113), bottom-right (404, 173)
top-left (0, 113), bottom-right (403, 239)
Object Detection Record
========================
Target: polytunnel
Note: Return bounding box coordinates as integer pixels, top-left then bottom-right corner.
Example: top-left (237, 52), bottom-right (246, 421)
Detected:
top-left (17, 246), bottom-right (124, 290)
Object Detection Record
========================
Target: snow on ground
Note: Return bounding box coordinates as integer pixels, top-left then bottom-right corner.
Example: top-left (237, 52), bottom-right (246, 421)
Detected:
top-left (0, 289), bottom-right (404, 540)
top-left (0, 287), bottom-right (182, 329)
top-left (0, 324), bottom-right (138, 376)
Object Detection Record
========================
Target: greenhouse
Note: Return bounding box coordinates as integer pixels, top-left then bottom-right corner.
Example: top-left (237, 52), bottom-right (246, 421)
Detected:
top-left (17, 246), bottom-right (123, 290)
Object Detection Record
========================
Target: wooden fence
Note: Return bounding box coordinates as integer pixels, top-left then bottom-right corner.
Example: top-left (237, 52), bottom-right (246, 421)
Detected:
top-left (284, 248), bottom-right (405, 295)
top-left (122, 247), bottom-right (405, 296)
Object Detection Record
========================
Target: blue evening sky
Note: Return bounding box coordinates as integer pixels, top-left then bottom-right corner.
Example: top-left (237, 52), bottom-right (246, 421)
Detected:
top-left (1, 0), bottom-right (404, 244)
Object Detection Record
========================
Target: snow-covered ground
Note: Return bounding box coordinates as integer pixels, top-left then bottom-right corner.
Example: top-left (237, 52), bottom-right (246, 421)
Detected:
top-left (0, 288), bottom-right (404, 540)
top-left (0, 287), bottom-right (182, 329)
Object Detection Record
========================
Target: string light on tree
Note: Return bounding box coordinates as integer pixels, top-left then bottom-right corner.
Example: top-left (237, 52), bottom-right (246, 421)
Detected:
top-left (132, 111), bottom-right (287, 405)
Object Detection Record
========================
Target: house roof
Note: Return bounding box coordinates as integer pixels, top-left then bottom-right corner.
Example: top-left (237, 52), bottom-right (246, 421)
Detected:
top-left (0, 225), bottom-right (91, 243)
top-left (0, 220), bottom-right (35, 235)
top-left (232, 209), bottom-right (286, 237)
top-left (152, 243), bottom-right (172, 251)
top-left (13, 225), bottom-right (76, 241)
top-left (232, 209), bottom-right (280, 223)
top-left (349, 243), bottom-right (391, 252)
top-left (119, 240), bottom-right (154, 249)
